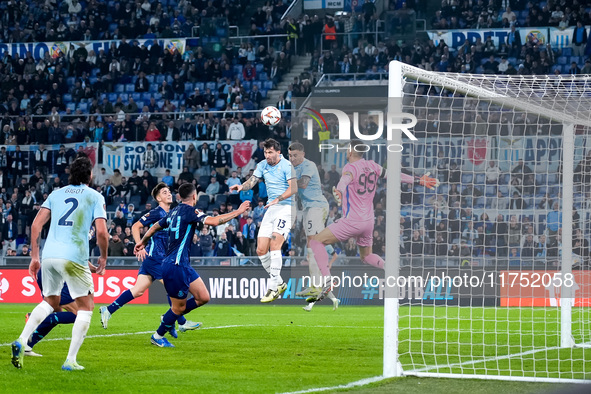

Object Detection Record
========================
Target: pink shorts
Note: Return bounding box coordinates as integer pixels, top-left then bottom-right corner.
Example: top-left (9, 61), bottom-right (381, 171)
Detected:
top-left (328, 217), bottom-right (374, 247)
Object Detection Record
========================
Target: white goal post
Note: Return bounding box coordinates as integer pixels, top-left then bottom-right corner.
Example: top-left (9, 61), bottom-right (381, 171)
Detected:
top-left (385, 60), bottom-right (591, 383)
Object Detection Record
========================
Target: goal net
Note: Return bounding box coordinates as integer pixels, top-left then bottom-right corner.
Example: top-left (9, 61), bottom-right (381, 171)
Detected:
top-left (385, 61), bottom-right (591, 382)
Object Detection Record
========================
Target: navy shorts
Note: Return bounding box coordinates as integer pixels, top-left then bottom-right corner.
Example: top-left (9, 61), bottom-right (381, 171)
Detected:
top-left (162, 263), bottom-right (200, 299)
top-left (138, 256), bottom-right (163, 281)
top-left (37, 270), bottom-right (74, 306)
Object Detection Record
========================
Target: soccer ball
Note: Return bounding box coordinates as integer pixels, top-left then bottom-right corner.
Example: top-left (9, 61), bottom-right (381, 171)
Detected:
top-left (261, 106), bottom-right (281, 126)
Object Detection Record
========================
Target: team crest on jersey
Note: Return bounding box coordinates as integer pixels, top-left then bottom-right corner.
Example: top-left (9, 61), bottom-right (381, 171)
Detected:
top-left (178, 291), bottom-right (185, 297)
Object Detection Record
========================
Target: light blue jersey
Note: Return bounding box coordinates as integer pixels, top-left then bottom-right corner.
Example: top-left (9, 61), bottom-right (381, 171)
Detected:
top-left (253, 156), bottom-right (295, 206)
top-left (41, 185), bottom-right (107, 265)
top-left (294, 158), bottom-right (328, 209)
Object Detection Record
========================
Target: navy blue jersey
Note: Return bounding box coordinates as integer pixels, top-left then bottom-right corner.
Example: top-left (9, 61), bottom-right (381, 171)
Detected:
top-left (158, 203), bottom-right (208, 266)
top-left (140, 206), bottom-right (169, 258)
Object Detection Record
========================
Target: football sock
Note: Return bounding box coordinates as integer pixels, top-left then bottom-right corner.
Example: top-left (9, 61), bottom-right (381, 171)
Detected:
top-left (67, 310), bottom-right (92, 363)
top-left (327, 291), bottom-right (337, 301)
top-left (107, 290), bottom-right (135, 314)
top-left (259, 252), bottom-right (271, 274)
top-left (156, 309), bottom-right (179, 336)
top-left (19, 301), bottom-right (54, 343)
top-left (183, 298), bottom-right (200, 315)
top-left (29, 312), bottom-right (77, 348)
top-left (307, 247), bottom-right (323, 288)
top-left (167, 296), bottom-right (187, 325)
top-left (310, 240), bottom-right (330, 277)
top-left (363, 253), bottom-right (385, 270)
top-left (269, 250), bottom-right (283, 290)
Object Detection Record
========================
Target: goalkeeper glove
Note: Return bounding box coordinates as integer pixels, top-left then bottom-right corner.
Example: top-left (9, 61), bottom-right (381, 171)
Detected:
top-left (332, 186), bottom-right (342, 206)
top-left (418, 172), bottom-right (440, 190)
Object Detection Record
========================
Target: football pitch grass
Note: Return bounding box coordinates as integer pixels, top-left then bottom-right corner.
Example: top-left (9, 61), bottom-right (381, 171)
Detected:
top-left (0, 304), bottom-right (586, 393)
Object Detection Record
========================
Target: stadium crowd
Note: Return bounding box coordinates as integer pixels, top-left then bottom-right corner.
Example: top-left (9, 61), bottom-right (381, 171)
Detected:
top-left (1, 0), bottom-right (591, 268)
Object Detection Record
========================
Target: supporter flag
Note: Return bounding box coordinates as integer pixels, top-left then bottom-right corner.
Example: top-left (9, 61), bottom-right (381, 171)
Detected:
top-left (233, 142), bottom-right (255, 168)
top-left (50, 42), bottom-right (68, 58)
top-left (164, 39), bottom-right (185, 55)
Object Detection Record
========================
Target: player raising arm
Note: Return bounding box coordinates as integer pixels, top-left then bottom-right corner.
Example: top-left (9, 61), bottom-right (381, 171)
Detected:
top-left (11, 156), bottom-right (109, 371)
top-left (134, 183), bottom-right (250, 348)
top-left (308, 140), bottom-right (439, 302)
top-left (100, 183), bottom-right (200, 334)
top-left (230, 138), bottom-right (297, 303)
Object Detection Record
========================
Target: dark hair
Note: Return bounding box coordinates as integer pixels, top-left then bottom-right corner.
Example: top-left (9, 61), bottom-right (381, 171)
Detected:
top-left (263, 138), bottom-right (281, 152)
top-left (288, 142), bottom-right (304, 152)
top-left (350, 139), bottom-right (366, 157)
top-left (69, 156), bottom-right (92, 185)
top-left (151, 182), bottom-right (169, 200)
top-left (179, 183), bottom-right (196, 200)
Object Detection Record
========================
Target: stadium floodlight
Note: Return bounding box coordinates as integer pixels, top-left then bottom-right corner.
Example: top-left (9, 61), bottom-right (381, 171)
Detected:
top-left (385, 60), bottom-right (590, 383)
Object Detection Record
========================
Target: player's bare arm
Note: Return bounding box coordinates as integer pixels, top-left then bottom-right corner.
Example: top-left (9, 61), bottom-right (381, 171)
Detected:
top-left (204, 201), bottom-right (250, 226)
top-left (29, 207), bottom-right (51, 278)
top-left (131, 220), bottom-right (148, 261)
top-left (297, 175), bottom-right (311, 189)
top-left (94, 217), bottom-right (109, 275)
top-left (265, 178), bottom-right (298, 208)
top-left (134, 222), bottom-right (163, 253)
top-left (230, 175), bottom-right (259, 193)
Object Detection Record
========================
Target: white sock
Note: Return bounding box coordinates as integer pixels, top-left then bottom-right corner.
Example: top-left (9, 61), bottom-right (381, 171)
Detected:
top-left (269, 250), bottom-right (283, 290)
top-left (19, 301), bottom-right (54, 342)
top-left (67, 310), bottom-right (92, 363)
top-left (327, 291), bottom-right (336, 301)
top-left (307, 248), bottom-right (323, 288)
top-left (259, 252), bottom-right (271, 274)
top-left (153, 332), bottom-right (164, 340)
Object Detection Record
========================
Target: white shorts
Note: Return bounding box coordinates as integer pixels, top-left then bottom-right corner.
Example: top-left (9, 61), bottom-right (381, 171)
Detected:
top-left (259, 204), bottom-right (293, 240)
top-left (303, 206), bottom-right (329, 236)
top-left (42, 258), bottom-right (93, 300)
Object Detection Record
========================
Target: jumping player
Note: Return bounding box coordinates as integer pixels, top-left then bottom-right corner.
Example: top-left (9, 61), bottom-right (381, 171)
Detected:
top-left (288, 142), bottom-right (340, 311)
top-left (134, 183), bottom-right (250, 348)
top-left (308, 140), bottom-right (439, 302)
top-left (100, 183), bottom-right (200, 334)
top-left (230, 138), bottom-right (297, 303)
top-left (11, 156), bottom-right (109, 371)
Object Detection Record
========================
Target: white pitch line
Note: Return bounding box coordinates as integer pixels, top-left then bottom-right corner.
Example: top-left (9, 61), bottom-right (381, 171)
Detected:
top-left (279, 376), bottom-right (386, 394)
top-left (0, 324), bottom-right (259, 347)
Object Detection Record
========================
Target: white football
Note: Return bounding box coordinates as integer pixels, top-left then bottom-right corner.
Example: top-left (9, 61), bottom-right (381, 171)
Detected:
top-left (261, 106), bottom-right (281, 126)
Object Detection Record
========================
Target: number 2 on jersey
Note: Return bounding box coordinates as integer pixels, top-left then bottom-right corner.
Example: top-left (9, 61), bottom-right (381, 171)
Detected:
top-left (58, 198), bottom-right (79, 226)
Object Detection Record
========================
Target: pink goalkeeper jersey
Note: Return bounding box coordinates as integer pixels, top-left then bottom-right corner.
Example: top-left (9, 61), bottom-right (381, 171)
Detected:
top-left (337, 159), bottom-right (384, 222)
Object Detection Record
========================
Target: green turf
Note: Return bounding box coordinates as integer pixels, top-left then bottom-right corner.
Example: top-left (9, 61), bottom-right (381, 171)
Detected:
top-left (0, 304), bottom-right (586, 393)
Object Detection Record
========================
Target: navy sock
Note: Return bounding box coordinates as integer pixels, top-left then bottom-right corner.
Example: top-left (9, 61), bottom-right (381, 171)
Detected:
top-left (183, 298), bottom-right (200, 315)
top-left (107, 290), bottom-right (135, 315)
top-left (156, 309), bottom-right (179, 336)
top-left (168, 296), bottom-right (186, 324)
top-left (28, 312), bottom-right (77, 348)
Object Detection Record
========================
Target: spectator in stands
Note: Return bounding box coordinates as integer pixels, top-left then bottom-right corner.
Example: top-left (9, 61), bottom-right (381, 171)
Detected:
top-left (547, 201), bottom-right (562, 241)
top-left (111, 169), bottom-right (123, 188)
top-left (227, 118), bottom-right (246, 140)
top-left (206, 177), bottom-right (220, 201)
top-left (508, 215), bottom-right (522, 247)
top-left (226, 171), bottom-right (242, 206)
top-left (485, 160), bottom-right (501, 185)
top-left (101, 179), bottom-right (117, 206)
top-left (510, 191), bottom-right (525, 209)
top-left (3, 214), bottom-right (17, 251)
top-left (212, 142), bottom-right (230, 176)
top-left (242, 216), bottom-right (257, 256)
top-left (215, 232), bottom-right (232, 257)
top-left (163, 120), bottom-right (180, 142)
top-left (183, 143), bottom-right (199, 174)
top-left (145, 121), bottom-right (161, 141)
top-left (143, 143), bottom-right (156, 169)
top-left (198, 142), bottom-right (212, 175)
top-left (200, 226), bottom-right (214, 258)
top-left (162, 169), bottom-right (174, 187)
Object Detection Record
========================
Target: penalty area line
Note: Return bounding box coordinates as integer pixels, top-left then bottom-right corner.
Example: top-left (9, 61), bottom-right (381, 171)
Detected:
top-left (279, 376), bottom-right (386, 394)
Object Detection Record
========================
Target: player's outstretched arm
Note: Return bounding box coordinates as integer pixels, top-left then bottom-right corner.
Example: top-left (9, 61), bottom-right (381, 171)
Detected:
top-left (29, 207), bottom-right (51, 278)
top-left (230, 175), bottom-right (259, 193)
top-left (204, 201), bottom-right (250, 226)
top-left (265, 178), bottom-right (298, 208)
top-left (95, 218), bottom-right (109, 275)
top-left (131, 221), bottom-right (148, 262)
top-left (134, 222), bottom-right (163, 254)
